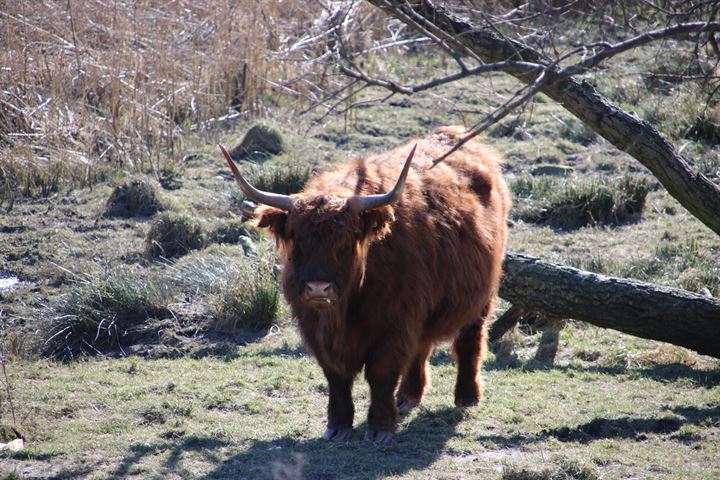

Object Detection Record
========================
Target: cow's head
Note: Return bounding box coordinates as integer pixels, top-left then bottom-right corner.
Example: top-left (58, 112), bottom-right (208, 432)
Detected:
top-left (220, 145), bottom-right (415, 312)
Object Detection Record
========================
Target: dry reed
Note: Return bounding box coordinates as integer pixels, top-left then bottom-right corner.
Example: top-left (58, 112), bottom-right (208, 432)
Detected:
top-left (0, 0), bottom-right (379, 198)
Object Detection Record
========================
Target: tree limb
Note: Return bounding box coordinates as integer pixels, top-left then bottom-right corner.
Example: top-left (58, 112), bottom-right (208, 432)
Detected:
top-left (365, 0), bottom-right (720, 237)
top-left (558, 21), bottom-right (720, 77)
top-left (338, 60), bottom-right (541, 95)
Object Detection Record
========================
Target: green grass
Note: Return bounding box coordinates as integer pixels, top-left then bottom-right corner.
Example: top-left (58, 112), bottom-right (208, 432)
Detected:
top-left (252, 163), bottom-right (312, 195)
top-left (103, 177), bottom-right (165, 218)
top-left (502, 459), bottom-right (599, 480)
top-left (1, 326), bottom-right (718, 479)
top-left (209, 261), bottom-right (280, 331)
top-left (563, 237), bottom-right (720, 295)
top-left (2, 21), bottom-right (720, 480)
top-left (233, 124), bottom-right (286, 162)
top-left (38, 245), bottom-right (285, 360)
top-left (207, 219), bottom-right (260, 252)
top-left (228, 162), bottom-right (313, 211)
top-left (170, 246), bottom-right (282, 331)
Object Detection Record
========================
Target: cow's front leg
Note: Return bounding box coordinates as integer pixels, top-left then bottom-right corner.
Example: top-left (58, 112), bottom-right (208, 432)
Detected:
top-left (364, 355), bottom-right (402, 443)
top-left (396, 341), bottom-right (433, 414)
top-left (322, 370), bottom-right (354, 441)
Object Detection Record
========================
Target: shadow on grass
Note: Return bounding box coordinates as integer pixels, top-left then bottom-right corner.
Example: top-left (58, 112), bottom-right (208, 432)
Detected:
top-left (112, 435), bottom-right (231, 478)
top-left (201, 407), bottom-right (463, 480)
top-left (140, 328), bottom-right (276, 361)
top-left (93, 408), bottom-right (461, 479)
top-left (477, 404), bottom-right (719, 448)
top-left (484, 357), bottom-right (720, 389)
top-left (254, 342), bottom-right (307, 358)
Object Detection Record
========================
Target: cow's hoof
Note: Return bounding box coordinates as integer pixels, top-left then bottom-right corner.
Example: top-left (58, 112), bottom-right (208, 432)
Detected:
top-left (396, 397), bottom-right (419, 415)
top-left (364, 428), bottom-right (394, 444)
top-left (454, 396), bottom-right (479, 408)
top-left (322, 427), bottom-right (353, 441)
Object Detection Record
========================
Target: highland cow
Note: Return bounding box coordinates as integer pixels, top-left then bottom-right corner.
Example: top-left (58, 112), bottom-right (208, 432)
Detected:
top-left (220, 126), bottom-right (510, 443)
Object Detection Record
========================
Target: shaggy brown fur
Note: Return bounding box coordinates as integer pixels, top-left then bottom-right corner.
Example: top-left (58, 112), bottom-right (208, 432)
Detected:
top-left (255, 126), bottom-right (510, 442)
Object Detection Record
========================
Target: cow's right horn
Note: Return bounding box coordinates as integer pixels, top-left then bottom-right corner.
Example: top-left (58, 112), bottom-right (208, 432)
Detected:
top-left (219, 145), bottom-right (295, 211)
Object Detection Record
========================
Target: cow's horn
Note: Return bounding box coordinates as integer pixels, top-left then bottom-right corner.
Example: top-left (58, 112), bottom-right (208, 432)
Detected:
top-left (219, 144), bottom-right (295, 211)
top-left (348, 144), bottom-right (416, 213)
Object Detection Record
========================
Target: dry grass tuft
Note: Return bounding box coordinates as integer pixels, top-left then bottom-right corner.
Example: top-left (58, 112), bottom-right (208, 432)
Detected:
top-left (145, 212), bottom-right (205, 259)
top-left (511, 175), bottom-right (650, 230)
top-left (41, 266), bottom-right (173, 360)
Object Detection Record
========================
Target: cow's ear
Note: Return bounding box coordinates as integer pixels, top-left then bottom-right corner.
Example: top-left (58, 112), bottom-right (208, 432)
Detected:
top-left (360, 206), bottom-right (395, 241)
top-left (256, 206), bottom-right (289, 240)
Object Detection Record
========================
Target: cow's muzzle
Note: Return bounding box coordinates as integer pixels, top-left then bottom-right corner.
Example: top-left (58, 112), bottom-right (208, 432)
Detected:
top-left (302, 281), bottom-right (339, 309)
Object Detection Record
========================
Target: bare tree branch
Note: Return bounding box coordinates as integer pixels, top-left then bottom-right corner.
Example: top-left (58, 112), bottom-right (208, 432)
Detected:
top-left (361, 0), bottom-right (720, 237)
top-left (559, 21), bottom-right (720, 77)
top-left (430, 68), bottom-right (549, 167)
top-left (337, 60), bottom-right (541, 95)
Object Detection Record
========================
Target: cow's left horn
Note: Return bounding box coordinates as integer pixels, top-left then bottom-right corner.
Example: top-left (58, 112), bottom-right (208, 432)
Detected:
top-left (219, 144), bottom-right (295, 211)
top-left (348, 144), bottom-right (416, 213)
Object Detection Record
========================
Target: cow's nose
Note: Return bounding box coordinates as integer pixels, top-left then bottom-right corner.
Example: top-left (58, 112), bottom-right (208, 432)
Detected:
top-left (304, 281), bottom-right (334, 298)
top-left (302, 281), bottom-right (338, 306)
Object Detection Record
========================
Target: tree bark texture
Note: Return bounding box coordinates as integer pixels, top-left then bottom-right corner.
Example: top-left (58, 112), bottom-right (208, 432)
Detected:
top-left (500, 253), bottom-right (720, 359)
top-left (366, 0), bottom-right (720, 236)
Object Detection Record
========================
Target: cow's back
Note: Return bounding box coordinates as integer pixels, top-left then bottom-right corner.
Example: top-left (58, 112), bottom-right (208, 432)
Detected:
top-left (304, 126), bottom-right (510, 344)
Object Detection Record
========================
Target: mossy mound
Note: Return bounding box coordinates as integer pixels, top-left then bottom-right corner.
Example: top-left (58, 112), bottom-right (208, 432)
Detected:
top-left (511, 175), bottom-right (650, 231)
top-left (229, 124), bottom-right (285, 162)
top-left (103, 178), bottom-right (163, 218)
top-left (145, 212), bottom-right (205, 259)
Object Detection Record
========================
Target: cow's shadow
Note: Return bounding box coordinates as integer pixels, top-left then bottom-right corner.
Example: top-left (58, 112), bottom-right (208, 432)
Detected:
top-left (98, 407), bottom-right (461, 480)
top-left (201, 407), bottom-right (463, 479)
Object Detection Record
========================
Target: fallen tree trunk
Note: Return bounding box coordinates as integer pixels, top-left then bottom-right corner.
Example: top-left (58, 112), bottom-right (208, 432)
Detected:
top-left (499, 253), bottom-right (720, 359)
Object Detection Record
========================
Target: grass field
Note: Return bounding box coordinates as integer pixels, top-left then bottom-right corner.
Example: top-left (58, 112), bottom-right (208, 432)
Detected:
top-left (2, 3), bottom-right (720, 479)
top-left (2, 327), bottom-right (720, 480)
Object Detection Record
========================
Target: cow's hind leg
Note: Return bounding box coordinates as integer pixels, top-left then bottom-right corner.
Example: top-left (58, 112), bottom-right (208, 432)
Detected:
top-left (396, 341), bottom-right (432, 414)
top-left (452, 306), bottom-right (491, 407)
top-left (322, 370), bottom-right (354, 441)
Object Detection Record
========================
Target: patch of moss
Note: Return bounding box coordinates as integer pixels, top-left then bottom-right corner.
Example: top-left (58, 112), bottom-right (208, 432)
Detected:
top-left (103, 178), bottom-right (163, 218)
top-left (230, 124), bottom-right (285, 162)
